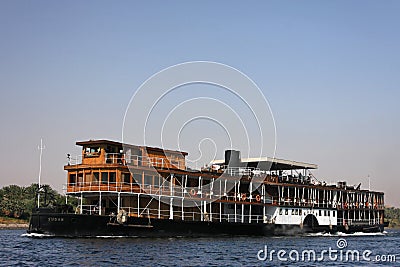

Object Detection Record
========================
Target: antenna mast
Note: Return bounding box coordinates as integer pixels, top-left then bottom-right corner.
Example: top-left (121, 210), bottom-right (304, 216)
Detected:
top-left (37, 139), bottom-right (45, 208)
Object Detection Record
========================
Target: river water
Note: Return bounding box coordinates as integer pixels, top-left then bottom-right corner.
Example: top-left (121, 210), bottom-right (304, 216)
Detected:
top-left (0, 229), bottom-right (399, 266)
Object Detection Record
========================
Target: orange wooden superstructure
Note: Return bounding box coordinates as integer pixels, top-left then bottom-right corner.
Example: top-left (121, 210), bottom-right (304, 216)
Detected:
top-left (65, 140), bottom-right (188, 193)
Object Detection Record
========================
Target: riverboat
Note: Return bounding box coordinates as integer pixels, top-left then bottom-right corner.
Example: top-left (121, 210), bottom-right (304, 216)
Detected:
top-left (28, 139), bottom-right (386, 237)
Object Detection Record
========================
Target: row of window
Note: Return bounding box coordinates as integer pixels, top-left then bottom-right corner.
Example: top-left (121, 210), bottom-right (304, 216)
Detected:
top-left (279, 208), bottom-right (336, 217)
top-left (69, 171), bottom-right (161, 185)
top-left (69, 171), bottom-right (220, 188)
top-left (69, 172), bottom-right (117, 184)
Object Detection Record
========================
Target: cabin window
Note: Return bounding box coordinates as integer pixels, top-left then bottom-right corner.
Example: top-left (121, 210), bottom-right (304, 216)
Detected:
top-left (154, 175), bottom-right (161, 187)
top-left (84, 147), bottom-right (100, 157)
top-left (299, 210), bottom-right (302, 216)
top-left (319, 210), bottom-right (322, 216)
top-left (132, 173), bottom-right (141, 184)
top-left (333, 211), bottom-right (335, 217)
top-left (144, 175), bottom-right (152, 186)
top-left (84, 172), bottom-right (91, 183)
top-left (292, 209), bottom-right (295, 215)
top-left (109, 172), bottom-right (116, 183)
top-left (324, 210), bottom-right (327, 216)
top-left (101, 172), bottom-right (108, 184)
top-left (78, 173), bottom-right (83, 184)
top-left (285, 209), bottom-right (288, 215)
top-left (279, 209), bottom-right (283, 215)
top-left (327, 210), bottom-right (330, 216)
top-left (93, 172), bottom-right (99, 182)
top-left (105, 145), bottom-right (118, 153)
top-left (69, 174), bottom-right (76, 185)
top-left (122, 173), bottom-right (130, 184)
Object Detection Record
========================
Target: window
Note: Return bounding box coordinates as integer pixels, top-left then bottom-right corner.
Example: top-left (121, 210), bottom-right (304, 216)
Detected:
top-left (279, 208), bottom-right (283, 215)
top-left (133, 173), bottom-right (142, 184)
top-left (299, 210), bottom-right (302, 215)
top-left (324, 210), bottom-right (327, 216)
top-left (109, 172), bottom-right (116, 183)
top-left (101, 172), bottom-right (108, 184)
top-left (292, 209), bottom-right (295, 215)
top-left (285, 209), bottom-right (288, 215)
top-left (69, 174), bottom-right (76, 184)
top-left (122, 173), bottom-right (131, 184)
top-left (78, 173), bottom-right (83, 184)
top-left (333, 211), bottom-right (335, 217)
top-left (328, 210), bottom-right (330, 216)
top-left (154, 175), bottom-right (160, 187)
top-left (93, 172), bottom-right (99, 182)
top-left (319, 210), bottom-right (322, 216)
top-left (85, 147), bottom-right (100, 157)
top-left (144, 175), bottom-right (152, 186)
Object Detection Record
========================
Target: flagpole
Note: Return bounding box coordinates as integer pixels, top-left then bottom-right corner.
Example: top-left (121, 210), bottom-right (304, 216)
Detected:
top-left (37, 139), bottom-right (44, 208)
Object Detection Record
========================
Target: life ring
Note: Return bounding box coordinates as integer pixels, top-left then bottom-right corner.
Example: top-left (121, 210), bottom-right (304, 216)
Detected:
top-left (241, 193), bottom-right (247, 201)
top-left (117, 209), bottom-right (127, 224)
top-left (190, 188), bottom-right (197, 196)
top-left (255, 195), bottom-right (261, 202)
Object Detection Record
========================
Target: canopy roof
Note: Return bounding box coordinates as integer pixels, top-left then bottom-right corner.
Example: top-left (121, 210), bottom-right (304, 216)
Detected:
top-left (210, 156), bottom-right (317, 171)
top-left (76, 140), bottom-right (188, 156)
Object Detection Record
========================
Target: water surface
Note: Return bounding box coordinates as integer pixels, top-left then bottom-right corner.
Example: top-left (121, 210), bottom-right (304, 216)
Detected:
top-left (0, 229), bottom-right (399, 266)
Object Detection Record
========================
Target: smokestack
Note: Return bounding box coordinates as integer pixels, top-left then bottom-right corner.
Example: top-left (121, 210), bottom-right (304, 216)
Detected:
top-left (224, 150), bottom-right (241, 167)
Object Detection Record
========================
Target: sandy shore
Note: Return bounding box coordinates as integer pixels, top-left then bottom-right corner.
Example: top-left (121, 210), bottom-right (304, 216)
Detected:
top-left (0, 223), bottom-right (29, 229)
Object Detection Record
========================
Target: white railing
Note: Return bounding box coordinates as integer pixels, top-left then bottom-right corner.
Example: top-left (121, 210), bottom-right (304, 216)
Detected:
top-left (105, 153), bottom-right (185, 170)
top-left (78, 205), bottom-right (98, 215)
top-left (67, 181), bottom-right (384, 212)
top-left (76, 205), bottom-right (266, 223)
top-left (115, 207), bottom-right (265, 224)
top-left (67, 153), bottom-right (186, 170)
top-left (67, 155), bottom-right (82, 165)
top-left (222, 166), bottom-right (262, 176)
top-left (338, 218), bottom-right (380, 226)
top-left (66, 181), bottom-right (275, 204)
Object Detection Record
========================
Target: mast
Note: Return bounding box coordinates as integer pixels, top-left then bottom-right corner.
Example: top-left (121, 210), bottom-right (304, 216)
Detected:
top-left (37, 138), bottom-right (45, 208)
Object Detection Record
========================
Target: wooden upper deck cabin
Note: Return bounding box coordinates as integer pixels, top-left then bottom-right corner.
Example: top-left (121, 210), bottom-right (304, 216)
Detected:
top-left (65, 139), bottom-right (188, 192)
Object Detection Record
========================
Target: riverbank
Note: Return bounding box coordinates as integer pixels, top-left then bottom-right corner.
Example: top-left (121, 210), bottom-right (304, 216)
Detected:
top-left (0, 217), bottom-right (28, 229)
top-left (0, 223), bottom-right (28, 229)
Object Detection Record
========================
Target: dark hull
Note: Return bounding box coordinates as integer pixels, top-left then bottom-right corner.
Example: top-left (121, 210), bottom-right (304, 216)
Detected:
top-left (27, 210), bottom-right (385, 237)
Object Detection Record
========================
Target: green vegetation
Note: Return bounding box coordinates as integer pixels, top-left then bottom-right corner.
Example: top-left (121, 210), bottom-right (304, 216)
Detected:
top-left (0, 184), bottom-right (77, 221)
top-left (385, 207), bottom-right (400, 228)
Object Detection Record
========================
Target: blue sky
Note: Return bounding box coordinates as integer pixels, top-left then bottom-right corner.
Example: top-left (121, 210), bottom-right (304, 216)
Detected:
top-left (0, 1), bottom-right (399, 206)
